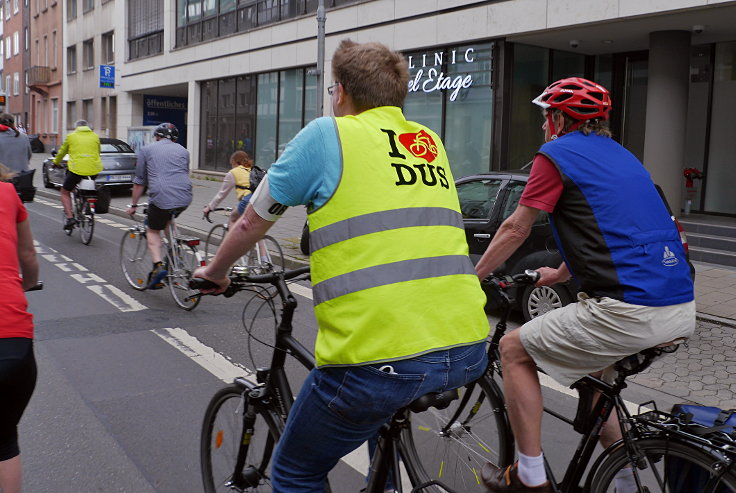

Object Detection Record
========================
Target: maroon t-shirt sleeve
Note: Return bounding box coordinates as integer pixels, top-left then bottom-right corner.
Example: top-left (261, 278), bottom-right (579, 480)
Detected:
top-left (519, 154), bottom-right (563, 213)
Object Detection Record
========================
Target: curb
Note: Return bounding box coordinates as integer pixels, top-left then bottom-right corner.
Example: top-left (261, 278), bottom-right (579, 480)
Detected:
top-left (34, 188), bottom-right (309, 271)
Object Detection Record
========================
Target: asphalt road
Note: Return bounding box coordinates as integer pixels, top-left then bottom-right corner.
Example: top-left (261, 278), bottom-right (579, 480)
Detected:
top-left (18, 197), bottom-right (696, 492)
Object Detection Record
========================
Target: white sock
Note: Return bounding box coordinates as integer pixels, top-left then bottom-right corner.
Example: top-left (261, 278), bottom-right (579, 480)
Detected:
top-left (517, 451), bottom-right (547, 487)
top-left (614, 467), bottom-right (637, 493)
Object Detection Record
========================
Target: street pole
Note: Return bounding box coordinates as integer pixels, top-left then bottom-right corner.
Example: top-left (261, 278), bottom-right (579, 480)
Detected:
top-left (316, 0), bottom-right (326, 116)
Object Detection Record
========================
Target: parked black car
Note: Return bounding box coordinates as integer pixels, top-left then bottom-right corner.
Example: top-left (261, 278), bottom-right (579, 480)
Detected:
top-left (456, 172), bottom-right (694, 321)
top-left (42, 138), bottom-right (137, 189)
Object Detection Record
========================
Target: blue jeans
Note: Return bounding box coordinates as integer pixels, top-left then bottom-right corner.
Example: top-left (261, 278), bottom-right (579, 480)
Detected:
top-left (271, 342), bottom-right (488, 492)
top-left (237, 194), bottom-right (251, 214)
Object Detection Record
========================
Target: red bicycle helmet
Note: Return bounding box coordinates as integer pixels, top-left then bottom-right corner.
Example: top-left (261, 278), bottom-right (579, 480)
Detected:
top-left (532, 77), bottom-right (611, 137)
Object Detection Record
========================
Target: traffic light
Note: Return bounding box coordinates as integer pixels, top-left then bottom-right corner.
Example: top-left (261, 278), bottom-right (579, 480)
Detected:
top-left (0, 95), bottom-right (6, 106)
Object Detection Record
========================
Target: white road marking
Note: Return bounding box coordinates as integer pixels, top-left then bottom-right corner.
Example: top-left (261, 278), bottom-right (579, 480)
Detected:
top-left (288, 282), bottom-right (313, 300)
top-left (152, 327), bottom-right (253, 382)
top-left (36, 241), bottom-right (148, 312)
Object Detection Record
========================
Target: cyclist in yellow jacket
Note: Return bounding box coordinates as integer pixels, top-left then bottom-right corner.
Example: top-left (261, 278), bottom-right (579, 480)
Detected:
top-left (53, 120), bottom-right (103, 231)
top-left (194, 39), bottom-right (490, 491)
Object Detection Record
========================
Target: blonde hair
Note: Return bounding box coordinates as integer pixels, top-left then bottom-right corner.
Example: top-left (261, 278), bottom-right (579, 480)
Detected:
top-left (230, 150), bottom-right (253, 168)
top-left (0, 163), bottom-right (17, 182)
top-left (331, 39), bottom-right (409, 112)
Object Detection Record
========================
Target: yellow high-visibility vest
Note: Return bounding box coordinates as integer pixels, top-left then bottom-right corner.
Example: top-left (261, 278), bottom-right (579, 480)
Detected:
top-left (308, 106), bottom-right (489, 367)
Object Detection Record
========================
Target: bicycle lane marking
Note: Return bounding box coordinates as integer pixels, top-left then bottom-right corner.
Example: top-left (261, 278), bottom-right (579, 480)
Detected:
top-left (35, 197), bottom-right (131, 230)
top-left (35, 241), bottom-right (148, 313)
top-left (152, 326), bottom-right (374, 478)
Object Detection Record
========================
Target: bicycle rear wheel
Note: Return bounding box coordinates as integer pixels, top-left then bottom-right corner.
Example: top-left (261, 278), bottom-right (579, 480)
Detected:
top-left (589, 436), bottom-right (736, 492)
top-left (242, 235), bottom-right (285, 275)
top-left (205, 224), bottom-right (226, 265)
top-left (78, 198), bottom-right (95, 245)
top-left (201, 384), bottom-right (283, 493)
top-left (120, 228), bottom-right (150, 290)
top-left (400, 375), bottom-right (514, 493)
top-left (167, 242), bottom-right (201, 310)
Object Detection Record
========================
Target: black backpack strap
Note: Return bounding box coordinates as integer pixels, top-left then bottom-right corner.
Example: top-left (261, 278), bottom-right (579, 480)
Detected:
top-left (715, 409), bottom-right (736, 426)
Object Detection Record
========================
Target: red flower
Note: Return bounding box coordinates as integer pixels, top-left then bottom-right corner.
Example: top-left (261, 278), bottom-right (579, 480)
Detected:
top-left (683, 168), bottom-right (703, 188)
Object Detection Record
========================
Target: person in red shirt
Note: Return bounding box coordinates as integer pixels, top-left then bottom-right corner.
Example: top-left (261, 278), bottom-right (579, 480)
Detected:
top-left (0, 164), bottom-right (39, 493)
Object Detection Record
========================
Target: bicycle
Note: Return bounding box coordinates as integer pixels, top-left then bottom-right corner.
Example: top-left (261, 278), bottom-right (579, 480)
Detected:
top-left (401, 271), bottom-right (736, 493)
top-left (120, 202), bottom-right (204, 310)
top-left (203, 207), bottom-right (286, 275)
top-left (193, 267), bottom-right (470, 493)
top-left (62, 177), bottom-right (97, 245)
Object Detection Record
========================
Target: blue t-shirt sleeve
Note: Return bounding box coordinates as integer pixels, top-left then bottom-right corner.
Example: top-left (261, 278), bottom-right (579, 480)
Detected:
top-left (267, 117), bottom-right (339, 209)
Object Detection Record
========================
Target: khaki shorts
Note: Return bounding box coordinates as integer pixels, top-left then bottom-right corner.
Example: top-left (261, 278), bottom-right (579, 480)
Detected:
top-left (519, 293), bottom-right (696, 387)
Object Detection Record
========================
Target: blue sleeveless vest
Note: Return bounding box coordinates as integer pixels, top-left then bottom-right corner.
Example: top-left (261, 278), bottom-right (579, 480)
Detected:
top-left (539, 132), bottom-right (693, 306)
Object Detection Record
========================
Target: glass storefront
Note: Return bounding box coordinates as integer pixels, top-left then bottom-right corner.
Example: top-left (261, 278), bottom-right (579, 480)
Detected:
top-left (200, 66), bottom-right (317, 171)
top-left (703, 41), bottom-right (736, 215)
top-left (403, 43), bottom-right (495, 180)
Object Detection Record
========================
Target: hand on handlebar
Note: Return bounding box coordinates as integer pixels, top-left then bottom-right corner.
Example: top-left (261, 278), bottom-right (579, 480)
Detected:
top-left (191, 266), bottom-right (230, 295)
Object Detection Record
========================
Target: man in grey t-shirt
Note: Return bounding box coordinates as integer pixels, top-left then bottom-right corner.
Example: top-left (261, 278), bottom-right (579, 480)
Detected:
top-left (127, 123), bottom-right (192, 289)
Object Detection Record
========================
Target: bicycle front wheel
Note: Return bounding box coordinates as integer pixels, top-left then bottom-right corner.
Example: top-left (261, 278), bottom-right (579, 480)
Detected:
top-left (205, 224), bottom-right (226, 265)
top-left (79, 199), bottom-right (95, 245)
top-left (168, 242), bottom-right (201, 310)
top-left (400, 375), bottom-right (514, 493)
top-left (589, 436), bottom-right (736, 492)
top-left (201, 384), bottom-right (283, 493)
top-left (120, 229), bottom-right (150, 290)
top-left (242, 235), bottom-right (285, 275)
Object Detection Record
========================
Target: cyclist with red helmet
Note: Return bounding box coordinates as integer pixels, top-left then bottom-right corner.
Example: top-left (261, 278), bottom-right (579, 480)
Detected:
top-left (476, 77), bottom-right (695, 493)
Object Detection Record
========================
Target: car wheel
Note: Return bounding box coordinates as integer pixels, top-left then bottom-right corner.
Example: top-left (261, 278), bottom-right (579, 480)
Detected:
top-left (521, 283), bottom-right (573, 322)
top-left (42, 164), bottom-right (54, 189)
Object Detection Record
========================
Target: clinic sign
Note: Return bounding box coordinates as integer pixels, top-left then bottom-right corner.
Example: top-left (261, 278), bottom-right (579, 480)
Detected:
top-left (406, 46), bottom-right (485, 102)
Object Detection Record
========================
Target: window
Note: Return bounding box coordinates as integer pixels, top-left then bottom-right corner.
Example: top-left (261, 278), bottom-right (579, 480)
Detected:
top-left (51, 31), bottom-right (57, 68)
top-left (51, 98), bottom-right (58, 133)
top-left (13, 72), bottom-right (19, 95)
top-left (0, 37), bottom-right (3, 59)
top-left (4, 37), bottom-right (9, 59)
top-left (83, 0), bottom-right (93, 13)
top-left (128, 0), bottom-right (163, 60)
top-left (67, 0), bottom-right (76, 19)
top-left (101, 31), bottom-right (114, 64)
top-left (82, 39), bottom-right (93, 69)
top-left (24, 71), bottom-right (28, 94)
top-left (67, 45), bottom-right (77, 74)
top-left (43, 35), bottom-right (48, 66)
top-left (4, 76), bottom-right (10, 94)
top-left (13, 0), bottom-right (17, 14)
top-left (66, 101), bottom-right (77, 129)
top-left (82, 99), bottom-right (93, 127)
top-left (13, 31), bottom-right (19, 55)
top-left (34, 39), bottom-right (39, 64)
top-left (24, 27), bottom-right (28, 51)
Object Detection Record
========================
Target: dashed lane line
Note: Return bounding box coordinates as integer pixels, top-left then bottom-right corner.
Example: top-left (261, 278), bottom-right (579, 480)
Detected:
top-left (35, 241), bottom-right (148, 313)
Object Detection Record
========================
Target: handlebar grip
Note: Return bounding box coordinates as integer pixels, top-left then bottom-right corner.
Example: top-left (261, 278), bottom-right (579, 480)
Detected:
top-left (189, 277), bottom-right (220, 291)
top-left (524, 269), bottom-right (541, 283)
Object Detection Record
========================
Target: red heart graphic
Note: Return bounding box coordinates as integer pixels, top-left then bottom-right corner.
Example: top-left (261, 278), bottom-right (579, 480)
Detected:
top-left (398, 130), bottom-right (438, 163)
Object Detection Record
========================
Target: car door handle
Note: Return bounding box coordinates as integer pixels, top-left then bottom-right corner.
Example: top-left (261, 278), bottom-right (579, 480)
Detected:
top-left (473, 234), bottom-right (491, 239)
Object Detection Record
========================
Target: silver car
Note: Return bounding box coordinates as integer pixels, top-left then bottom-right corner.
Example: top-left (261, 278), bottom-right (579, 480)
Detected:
top-left (42, 138), bottom-right (137, 189)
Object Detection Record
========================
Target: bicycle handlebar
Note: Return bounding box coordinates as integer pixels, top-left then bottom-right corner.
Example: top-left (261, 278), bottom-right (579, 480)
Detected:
top-left (482, 269), bottom-right (540, 290)
top-left (203, 207), bottom-right (233, 223)
top-left (190, 265), bottom-right (311, 297)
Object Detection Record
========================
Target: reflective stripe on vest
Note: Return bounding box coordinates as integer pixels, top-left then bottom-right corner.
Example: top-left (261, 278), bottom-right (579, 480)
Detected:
top-left (230, 165), bottom-right (251, 200)
top-left (307, 107), bottom-right (489, 367)
top-left (309, 207), bottom-right (464, 253)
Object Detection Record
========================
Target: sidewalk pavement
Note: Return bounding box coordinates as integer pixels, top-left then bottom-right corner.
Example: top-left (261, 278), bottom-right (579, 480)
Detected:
top-left (28, 154), bottom-right (736, 408)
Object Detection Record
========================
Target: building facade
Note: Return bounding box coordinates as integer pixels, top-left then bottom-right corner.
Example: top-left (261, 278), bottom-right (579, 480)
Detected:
top-left (99, 1), bottom-right (736, 217)
top-left (29, 0), bottom-right (62, 149)
top-left (62, 0), bottom-right (122, 137)
top-left (3, 0), bottom-right (29, 124)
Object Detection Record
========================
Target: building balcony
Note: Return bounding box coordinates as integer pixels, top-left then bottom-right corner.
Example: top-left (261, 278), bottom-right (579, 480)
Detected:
top-left (28, 66), bottom-right (52, 86)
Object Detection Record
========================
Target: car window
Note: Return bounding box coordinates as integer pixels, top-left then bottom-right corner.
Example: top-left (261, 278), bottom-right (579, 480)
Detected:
top-left (457, 179), bottom-right (503, 220)
top-left (501, 182), bottom-right (525, 220)
top-left (101, 142), bottom-right (134, 153)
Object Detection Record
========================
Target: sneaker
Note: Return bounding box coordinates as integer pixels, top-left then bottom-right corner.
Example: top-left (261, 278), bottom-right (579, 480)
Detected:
top-left (147, 264), bottom-right (168, 290)
top-left (481, 463), bottom-right (552, 493)
top-left (63, 217), bottom-right (77, 231)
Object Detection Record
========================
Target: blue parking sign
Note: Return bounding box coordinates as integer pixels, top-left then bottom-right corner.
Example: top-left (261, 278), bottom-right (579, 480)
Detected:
top-left (100, 65), bottom-right (115, 88)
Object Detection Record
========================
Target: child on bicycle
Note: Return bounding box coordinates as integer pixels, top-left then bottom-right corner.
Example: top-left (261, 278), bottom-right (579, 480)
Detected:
top-left (202, 150), bottom-right (254, 228)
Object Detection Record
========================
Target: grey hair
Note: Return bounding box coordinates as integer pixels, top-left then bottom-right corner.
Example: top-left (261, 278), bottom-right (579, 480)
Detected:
top-left (75, 119), bottom-right (89, 127)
